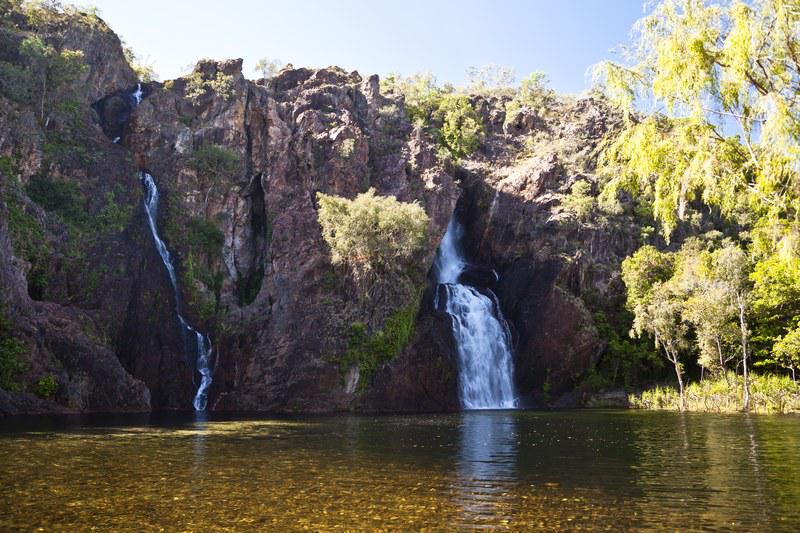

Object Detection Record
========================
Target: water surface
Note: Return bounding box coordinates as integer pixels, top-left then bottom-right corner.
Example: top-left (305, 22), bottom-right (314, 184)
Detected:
top-left (1, 410), bottom-right (798, 531)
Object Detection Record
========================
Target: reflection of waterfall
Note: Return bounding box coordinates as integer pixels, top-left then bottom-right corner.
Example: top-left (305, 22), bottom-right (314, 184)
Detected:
top-left (434, 217), bottom-right (516, 409)
top-left (141, 172), bottom-right (214, 410)
top-left (456, 412), bottom-right (518, 521)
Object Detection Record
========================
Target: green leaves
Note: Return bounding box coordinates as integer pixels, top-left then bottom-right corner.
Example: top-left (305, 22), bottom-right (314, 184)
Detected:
top-left (436, 95), bottom-right (484, 159)
top-left (596, 0), bottom-right (800, 248)
top-left (317, 189), bottom-right (429, 288)
top-left (190, 143), bottom-right (240, 181)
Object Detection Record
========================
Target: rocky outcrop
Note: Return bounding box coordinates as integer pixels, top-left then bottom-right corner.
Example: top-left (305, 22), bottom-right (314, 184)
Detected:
top-left (0, 6), bottom-right (640, 414)
top-left (117, 60), bottom-right (458, 412)
top-left (0, 197), bottom-right (150, 415)
top-left (453, 96), bottom-right (637, 405)
top-left (358, 291), bottom-right (460, 412)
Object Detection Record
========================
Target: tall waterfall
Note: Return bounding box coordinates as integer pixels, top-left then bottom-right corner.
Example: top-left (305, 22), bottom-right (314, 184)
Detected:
top-left (435, 217), bottom-right (516, 409)
top-left (141, 172), bottom-right (213, 411)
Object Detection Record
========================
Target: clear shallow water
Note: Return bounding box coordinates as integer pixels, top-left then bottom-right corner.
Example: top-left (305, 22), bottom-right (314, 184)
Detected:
top-left (1, 410), bottom-right (799, 531)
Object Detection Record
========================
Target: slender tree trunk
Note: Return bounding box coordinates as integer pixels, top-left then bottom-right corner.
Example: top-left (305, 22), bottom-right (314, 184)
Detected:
top-left (40, 74), bottom-right (47, 121)
top-left (738, 294), bottom-right (750, 411)
top-left (668, 347), bottom-right (686, 412)
top-left (716, 336), bottom-right (730, 386)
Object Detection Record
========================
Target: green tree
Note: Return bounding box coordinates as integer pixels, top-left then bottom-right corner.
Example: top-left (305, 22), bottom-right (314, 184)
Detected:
top-left (712, 244), bottom-right (753, 409)
top-left (435, 94), bottom-right (484, 159)
top-left (316, 188), bottom-right (429, 294)
top-left (595, 0), bottom-right (800, 251)
top-left (254, 57), bottom-right (283, 79)
top-left (381, 72), bottom-right (444, 126)
top-left (750, 253), bottom-right (800, 360)
top-left (622, 245), bottom-right (694, 409)
top-left (505, 71), bottom-right (556, 120)
top-left (19, 35), bottom-right (85, 121)
top-left (465, 64), bottom-right (516, 97)
top-left (769, 327), bottom-right (800, 382)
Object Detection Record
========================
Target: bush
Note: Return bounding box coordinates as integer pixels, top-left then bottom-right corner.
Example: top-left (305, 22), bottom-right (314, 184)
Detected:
top-left (33, 374), bottom-right (57, 398)
top-left (316, 188), bottom-right (429, 288)
top-left (0, 338), bottom-right (26, 392)
top-left (5, 196), bottom-right (50, 295)
top-left (435, 95), bottom-right (484, 158)
top-left (504, 71), bottom-right (556, 120)
top-left (0, 310), bottom-right (26, 392)
top-left (0, 61), bottom-right (32, 103)
top-left (339, 295), bottom-right (420, 391)
top-left (186, 216), bottom-right (224, 256)
top-left (561, 180), bottom-right (596, 221)
top-left (629, 373), bottom-right (800, 413)
top-left (185, 70), bottom-right (234, 103)
top-left (26, 174), bottom-right (88, 229)
top-left (190, 143), bottom-right (240, 181)
top-left (381, 72), bottom-right (444, 126)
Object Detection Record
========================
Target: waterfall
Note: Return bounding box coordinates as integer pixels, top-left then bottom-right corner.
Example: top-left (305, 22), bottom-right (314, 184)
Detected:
top-left (112, 84), bottom-right (143, 144)
top-left (141, 172), bottom-right (214, 411)
top-left (434, 217), bottom-right (516, 409)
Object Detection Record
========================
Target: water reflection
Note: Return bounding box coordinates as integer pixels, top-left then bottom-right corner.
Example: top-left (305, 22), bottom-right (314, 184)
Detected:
top-left (191, 411), bottom-right (209, 468)
top-left (456, 411), bottom-right (518, 524)
top-left (2, 411), bottom-right (800, 530)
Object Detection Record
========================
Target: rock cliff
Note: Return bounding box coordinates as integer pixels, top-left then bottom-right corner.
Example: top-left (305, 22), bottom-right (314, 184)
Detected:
top-left (0, 6), bottom-right (638, 414)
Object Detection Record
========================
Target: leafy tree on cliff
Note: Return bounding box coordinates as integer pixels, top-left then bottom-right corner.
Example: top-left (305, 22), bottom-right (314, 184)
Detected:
top-left (505, 71), bottom-right (556, 120)
top-left (435, 94), bottom-right (485, 159)
top-left (381, 72), bottom-right (446, 126)
top-left (254, 57), bottom-right (283, 79)
top-left (316, 189), bottom-right (429, 297)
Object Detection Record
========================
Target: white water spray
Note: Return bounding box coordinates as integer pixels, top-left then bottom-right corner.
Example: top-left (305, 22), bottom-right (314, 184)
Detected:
top-left (141, 172), bottom-right (213, 411)
top-left (131, 83), bottom-right (143, 105)
top-left (435, 217), bottom-right (516, 409)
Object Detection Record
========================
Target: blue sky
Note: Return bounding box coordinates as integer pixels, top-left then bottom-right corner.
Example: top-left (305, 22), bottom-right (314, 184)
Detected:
top-left (89, 0), bottom-right (647, 94)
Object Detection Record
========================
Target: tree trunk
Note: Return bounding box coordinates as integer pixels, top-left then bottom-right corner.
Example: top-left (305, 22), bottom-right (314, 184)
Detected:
top-left (738, 294), bottom-right (750, 411)
top-left (716, 336), bottom-right (730, 386)
top-left (668, 348), bottom-right (686, 412)
top-left (40, 73), bottom-right (47, 121)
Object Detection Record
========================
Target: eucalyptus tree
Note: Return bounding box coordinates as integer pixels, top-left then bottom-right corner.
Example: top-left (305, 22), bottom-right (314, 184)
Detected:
top-left (595, 0), bottom-right (800, 408)
top-left (622, 246), bottom-right (695, 410)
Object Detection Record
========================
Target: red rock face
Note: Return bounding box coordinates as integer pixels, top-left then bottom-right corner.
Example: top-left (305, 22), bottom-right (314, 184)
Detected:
top-left (1, 10), bottom-right (641, 415)
top-left (118, 61), bottom-right (458, 412)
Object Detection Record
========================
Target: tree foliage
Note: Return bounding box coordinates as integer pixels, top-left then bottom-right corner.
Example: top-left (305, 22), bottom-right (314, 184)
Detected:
top-left (253, 57), bottom-right (284, 79)
top-left (316, 188), bottom-right (429, 290)
top-left (435, 94), bottom-right (484, 159)
top-left (599, 0), bottom-right (800, 407)
top-left (596, 0), bottom-right (800, 248)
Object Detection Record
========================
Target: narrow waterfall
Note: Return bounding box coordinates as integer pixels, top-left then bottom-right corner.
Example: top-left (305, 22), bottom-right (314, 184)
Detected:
top-left (112, 83), bottom-right (143, 144)
top-left (434, 217), bottom-right (516, 409)
top-left (141, 172), bottom-right (214, 410)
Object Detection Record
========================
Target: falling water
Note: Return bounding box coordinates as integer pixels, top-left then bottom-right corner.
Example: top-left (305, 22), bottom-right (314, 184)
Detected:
top-left (141, 172), bottom-right (213, 410)
top-left (131, 83), bottom-right (143, 105)
top-left (111, 84), bottom-right (143, 144)
top-left (434, 217), bottom-right (516, 409)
